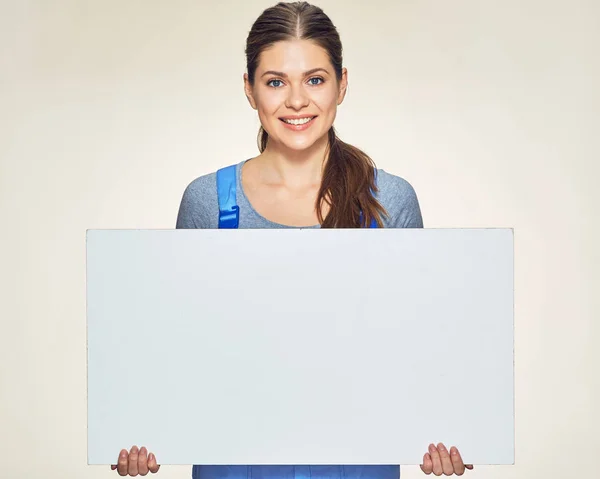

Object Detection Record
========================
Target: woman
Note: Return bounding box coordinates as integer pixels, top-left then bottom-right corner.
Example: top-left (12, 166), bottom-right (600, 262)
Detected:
top-left (112, 1), bottom-right (474, 477)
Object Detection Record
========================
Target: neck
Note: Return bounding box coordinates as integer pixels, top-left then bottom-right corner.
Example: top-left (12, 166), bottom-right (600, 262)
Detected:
top-left (256, 133), bottom-right (330, 188)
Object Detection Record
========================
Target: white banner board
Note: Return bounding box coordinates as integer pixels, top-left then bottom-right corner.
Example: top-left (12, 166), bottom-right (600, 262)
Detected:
top-left (86, 228), bottom-right (514, 465)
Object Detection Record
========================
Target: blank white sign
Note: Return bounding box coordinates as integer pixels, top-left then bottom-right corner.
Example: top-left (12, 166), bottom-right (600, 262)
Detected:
top-left (86, 228), bottom-right (514, 465)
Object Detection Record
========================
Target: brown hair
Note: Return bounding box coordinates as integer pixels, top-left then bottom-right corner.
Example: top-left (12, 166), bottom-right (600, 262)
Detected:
top-left (245, 1), bottom-right (388, 227)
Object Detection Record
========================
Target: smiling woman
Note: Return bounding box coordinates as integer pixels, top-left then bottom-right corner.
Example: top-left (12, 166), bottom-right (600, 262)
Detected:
top-left (175, 1), bottom-right (424, 231)
top-left (111, 1), bottom-right (472, 478)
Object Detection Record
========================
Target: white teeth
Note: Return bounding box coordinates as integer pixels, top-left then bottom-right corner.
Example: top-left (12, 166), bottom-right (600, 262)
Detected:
top-left (283, 117), bottom-right (313, 125)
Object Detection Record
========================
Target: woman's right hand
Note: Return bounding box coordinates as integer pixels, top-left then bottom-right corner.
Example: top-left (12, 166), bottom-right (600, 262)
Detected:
top-left (111, 446), bottom-right (160, 476)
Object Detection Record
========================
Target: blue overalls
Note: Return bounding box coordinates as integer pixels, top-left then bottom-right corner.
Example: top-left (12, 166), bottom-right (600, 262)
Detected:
top-left (192, 165), bottom-right (399, 479)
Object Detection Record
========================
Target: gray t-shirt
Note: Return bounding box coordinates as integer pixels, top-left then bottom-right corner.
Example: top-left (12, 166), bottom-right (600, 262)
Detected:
top-left (176, 160), bottom-right (423, 229)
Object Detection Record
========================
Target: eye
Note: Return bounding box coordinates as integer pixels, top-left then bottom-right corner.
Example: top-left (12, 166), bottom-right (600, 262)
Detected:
top-left (308, 77), bottom-right (324, 85)
top-left (267, 79), bottom-right (284, 88)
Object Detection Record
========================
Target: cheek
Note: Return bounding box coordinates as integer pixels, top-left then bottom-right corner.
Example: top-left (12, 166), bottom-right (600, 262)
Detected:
top-left (255, 95), bottom-right (283, 135)
top-left (312, 87), bottom-right (339, 113)
top-left (255, 90), bottom-right (285, 115)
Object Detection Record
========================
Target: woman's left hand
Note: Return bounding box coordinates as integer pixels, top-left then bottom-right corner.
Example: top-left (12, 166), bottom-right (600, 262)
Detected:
top-left (420, 443), bottom-right (474, 476)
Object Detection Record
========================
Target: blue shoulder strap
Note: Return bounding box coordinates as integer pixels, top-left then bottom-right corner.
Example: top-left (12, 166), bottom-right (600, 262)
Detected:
top-left (360, 212), bottom-right (379, 228)
top-left (216, 164), bottom-right (239, 228)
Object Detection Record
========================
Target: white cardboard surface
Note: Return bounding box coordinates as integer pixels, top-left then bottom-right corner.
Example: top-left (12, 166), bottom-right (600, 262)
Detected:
top-left (86, 228), bottom-right (514, 465)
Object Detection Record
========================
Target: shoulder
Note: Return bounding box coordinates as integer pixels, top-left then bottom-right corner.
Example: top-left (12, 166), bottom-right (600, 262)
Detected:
top-left (375, 168), bottom-right (424, 228)
top-left (175, 170), bottom-right (219, 229)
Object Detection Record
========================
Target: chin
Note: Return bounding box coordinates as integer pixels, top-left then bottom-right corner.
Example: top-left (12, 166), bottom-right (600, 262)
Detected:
top-left (282, 139), bottom-right (318, 152)
top-left (279, 131), bottom-right (330, 152)
top-left (266, 131), bottom-right (317, 152)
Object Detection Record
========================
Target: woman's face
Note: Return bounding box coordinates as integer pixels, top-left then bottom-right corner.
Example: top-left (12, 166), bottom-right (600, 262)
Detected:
top-left (244, 39), bottom-right (348, 153)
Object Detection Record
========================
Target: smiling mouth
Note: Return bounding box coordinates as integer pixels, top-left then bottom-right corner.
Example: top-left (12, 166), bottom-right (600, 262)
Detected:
top-left (280, 116), bottom-right (317, 125)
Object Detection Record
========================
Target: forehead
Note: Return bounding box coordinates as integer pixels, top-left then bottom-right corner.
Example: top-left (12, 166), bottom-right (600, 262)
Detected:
top-left (257, 39), bottom-right (331, 74)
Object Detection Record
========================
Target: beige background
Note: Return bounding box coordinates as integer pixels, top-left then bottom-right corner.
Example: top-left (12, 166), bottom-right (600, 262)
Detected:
top-left (1, 0), bottom-right (597, 478)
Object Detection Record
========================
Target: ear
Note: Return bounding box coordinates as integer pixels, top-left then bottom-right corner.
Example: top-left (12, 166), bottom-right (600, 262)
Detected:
top-left (337, 67), bottom-right (348, 105)
top-left (244, 73), bottom-right (258, 110)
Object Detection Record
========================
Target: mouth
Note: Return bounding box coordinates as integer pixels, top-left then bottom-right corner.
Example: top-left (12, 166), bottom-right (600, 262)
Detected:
top-left (279, 116), bottom-right (317, 129)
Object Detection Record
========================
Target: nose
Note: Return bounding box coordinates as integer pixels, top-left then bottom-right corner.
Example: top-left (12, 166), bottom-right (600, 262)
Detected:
top-left (285, 83), bottom-right (310, 110)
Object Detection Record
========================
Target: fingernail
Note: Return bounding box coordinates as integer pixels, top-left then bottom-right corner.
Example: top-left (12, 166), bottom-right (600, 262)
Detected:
top-left (429, 444), bottom-right (436, 453)
top-left (438, 443), bottom-right (446, 451)
top-left (120, 450), bottom-right (127, 458)
top-left (149, 453), bottom-right (154, 461)
top-left (450, 447), bottom-right (458, 455)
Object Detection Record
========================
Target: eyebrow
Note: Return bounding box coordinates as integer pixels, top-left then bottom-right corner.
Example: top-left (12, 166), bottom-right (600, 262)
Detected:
top-left (261, 67), bottom-right (330, 78)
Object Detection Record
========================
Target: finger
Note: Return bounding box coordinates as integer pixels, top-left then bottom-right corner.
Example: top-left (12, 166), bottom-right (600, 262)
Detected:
top-left (138, 447), bottom-right (149, 476)
top-left (420, 453), bottom-right (433, 474)
top-left (117, 449), bottom-right (129, 476)
top-left (148, 453), bottom-right (161, 474)
top-left (128, 445), bottom-right (139, 476)
top-left (429, 443), bottom-right (443, 476)
top-left (450, 447), bottom-right (466, 476)
top-left (466, 465), bottom-right (474, 470)
top-left (437, 443), bottom-right (454, 476)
